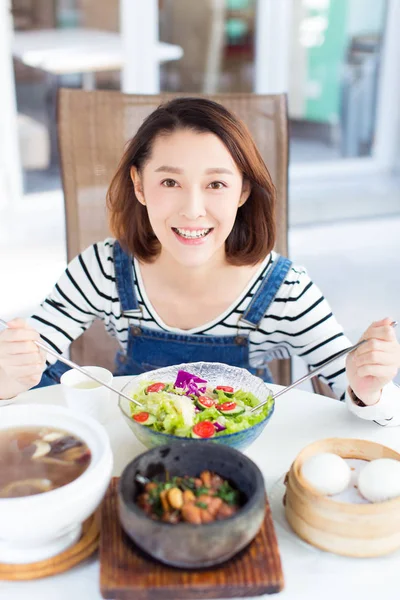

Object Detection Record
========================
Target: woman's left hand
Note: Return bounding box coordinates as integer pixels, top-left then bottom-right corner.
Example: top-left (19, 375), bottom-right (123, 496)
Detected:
top-left (346, 317), bottom-right (400, 405)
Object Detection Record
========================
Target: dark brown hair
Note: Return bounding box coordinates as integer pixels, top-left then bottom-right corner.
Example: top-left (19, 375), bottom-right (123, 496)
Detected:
top-left (107, 97), bottom-right (276, 265)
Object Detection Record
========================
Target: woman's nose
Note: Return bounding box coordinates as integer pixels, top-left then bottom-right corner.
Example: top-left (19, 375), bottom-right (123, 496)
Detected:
top-left (179, 188), bottom-right (207, 220)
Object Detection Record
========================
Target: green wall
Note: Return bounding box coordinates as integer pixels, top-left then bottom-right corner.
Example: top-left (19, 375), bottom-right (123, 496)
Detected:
top-left (305, 0), bottom-right (348, 123)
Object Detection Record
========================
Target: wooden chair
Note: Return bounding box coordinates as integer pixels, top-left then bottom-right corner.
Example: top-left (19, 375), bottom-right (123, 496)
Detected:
top-left (58, 88), bottom-right (331, 395)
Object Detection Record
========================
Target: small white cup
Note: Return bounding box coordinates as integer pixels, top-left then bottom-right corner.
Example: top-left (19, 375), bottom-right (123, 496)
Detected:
top-left (60, 366), bottom-right (114, 423)
top-left (0, 398), bottom-right (16, 407)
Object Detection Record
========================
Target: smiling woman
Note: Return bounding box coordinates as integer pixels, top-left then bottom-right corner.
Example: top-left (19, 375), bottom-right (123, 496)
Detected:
top-left (0, 97), bottom-right (399, 428)
top-left (128, 129), bottom-right (252, 268)
top-left (108, 97), bottom-right (275, 267)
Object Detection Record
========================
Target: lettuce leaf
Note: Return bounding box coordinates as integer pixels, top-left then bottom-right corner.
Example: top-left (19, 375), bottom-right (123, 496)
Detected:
top-left (130, 376), bottom-right (273, 438)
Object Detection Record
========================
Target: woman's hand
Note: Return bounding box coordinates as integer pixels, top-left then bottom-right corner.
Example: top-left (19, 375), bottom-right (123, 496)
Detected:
top-left (0, 319), bottom-right (46, 401)
top-left (346, 318), bottom-right (400, 405)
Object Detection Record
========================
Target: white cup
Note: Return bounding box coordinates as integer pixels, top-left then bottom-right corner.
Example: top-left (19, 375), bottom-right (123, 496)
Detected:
top-left (60, 366), bottom-right (114, 423)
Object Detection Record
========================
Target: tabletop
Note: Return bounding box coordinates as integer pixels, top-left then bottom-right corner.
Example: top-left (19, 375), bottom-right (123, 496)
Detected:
top-left (12, 28), bottom-right (184, 74)
top-left (1, 378), bottom-right (399, 600)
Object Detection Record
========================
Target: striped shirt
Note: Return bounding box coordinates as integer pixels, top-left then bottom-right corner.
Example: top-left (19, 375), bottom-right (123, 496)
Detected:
top-left (29, 238), bottom-right (352, 400)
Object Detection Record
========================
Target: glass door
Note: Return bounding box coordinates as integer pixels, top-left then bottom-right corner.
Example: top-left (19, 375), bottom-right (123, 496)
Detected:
top-left (287, 0), bottom-right (388, 164)
top-left (160, 0), bottom-right (398, 174)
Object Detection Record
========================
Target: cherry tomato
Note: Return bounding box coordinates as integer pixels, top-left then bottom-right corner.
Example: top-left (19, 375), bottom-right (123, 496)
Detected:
top-left (198, 396), bottom-right (216, 408)
top-left (215, 386), bottom-right (234, 393)
top-left (133, 412), bottom-right (150, 423)
top-left (146, 382), bottom-right (165, 393)
top-left (192, 421), bottom-right (215, 438)
top-left (218, 401), bottom-right (237, 412)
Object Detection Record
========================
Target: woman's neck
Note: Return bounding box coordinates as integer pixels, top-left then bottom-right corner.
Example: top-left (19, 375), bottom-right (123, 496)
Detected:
top-left (146, 249), bottom-right (230, 296)
top-left (137, 249), bottom-right (265, 330)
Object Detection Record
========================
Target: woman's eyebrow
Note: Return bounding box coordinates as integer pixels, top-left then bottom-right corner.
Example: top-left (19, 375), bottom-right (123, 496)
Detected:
top-left (154, 165), bottom-right (183, 174)
top-left (205, 168), bottom-right (234, 175)
top-left (154, 166), bottom-right (234, 175)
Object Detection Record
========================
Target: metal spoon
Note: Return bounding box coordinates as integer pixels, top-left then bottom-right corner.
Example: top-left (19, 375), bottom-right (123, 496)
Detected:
top-left (251, 320), bottom-right (398, 413)
top-left (0, 318), bottom-right (144, 408)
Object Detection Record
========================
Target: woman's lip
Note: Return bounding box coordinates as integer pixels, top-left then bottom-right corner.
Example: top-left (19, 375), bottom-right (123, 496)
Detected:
top-left (172, 227), bottom-right (213, 230)
top-left (171, 228), bottom-right (213, 245)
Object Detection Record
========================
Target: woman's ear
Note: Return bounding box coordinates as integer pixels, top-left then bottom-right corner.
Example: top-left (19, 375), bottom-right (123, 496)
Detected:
top-left (130, 166), bottom-right (146, 205)
top-left (238, 178), bottom-right (251, 207)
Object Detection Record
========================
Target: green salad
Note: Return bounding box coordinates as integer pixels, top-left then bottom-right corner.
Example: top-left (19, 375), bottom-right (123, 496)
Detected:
top-left (129, 370), bottom-right (273, 439)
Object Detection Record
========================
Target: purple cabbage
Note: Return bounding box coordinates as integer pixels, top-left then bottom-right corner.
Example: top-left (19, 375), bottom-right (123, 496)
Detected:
top-left (174, 370), bottom-right (207, 397)
top-left (214, 421), bottom-right (227, 433)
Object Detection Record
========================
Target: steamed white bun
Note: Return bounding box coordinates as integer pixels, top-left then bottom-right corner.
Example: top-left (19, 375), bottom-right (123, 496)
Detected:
top-left (301, 452), bottom-right (351, 495)
top-left (358, 458), bottom-right (400, 503)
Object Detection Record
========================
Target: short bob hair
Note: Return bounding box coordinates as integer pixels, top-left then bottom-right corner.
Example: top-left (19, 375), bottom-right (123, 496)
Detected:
top-left (107, 97), bottom-right (276, 266)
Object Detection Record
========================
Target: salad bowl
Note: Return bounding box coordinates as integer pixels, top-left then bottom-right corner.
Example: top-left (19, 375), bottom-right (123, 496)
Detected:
top-left (118, 362), bottom-right (274, 451)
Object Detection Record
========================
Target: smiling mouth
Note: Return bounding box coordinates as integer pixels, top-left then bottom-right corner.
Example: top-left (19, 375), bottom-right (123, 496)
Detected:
top-left (172, 227), bottom-right (213, 239)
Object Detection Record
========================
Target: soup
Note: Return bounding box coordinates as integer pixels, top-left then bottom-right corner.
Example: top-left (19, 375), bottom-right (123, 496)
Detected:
top-left (0, 427), bottom-right (91, 498)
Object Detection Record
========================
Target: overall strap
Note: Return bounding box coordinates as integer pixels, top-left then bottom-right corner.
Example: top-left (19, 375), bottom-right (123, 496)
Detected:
top-left (113, 240), bottom-right (140, 312)
top-left (240, 255), bottom-right (292, 328)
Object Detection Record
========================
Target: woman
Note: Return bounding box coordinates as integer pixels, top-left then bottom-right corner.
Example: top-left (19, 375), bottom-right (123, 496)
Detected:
top-left (1, 98), bottom-right (399, 425)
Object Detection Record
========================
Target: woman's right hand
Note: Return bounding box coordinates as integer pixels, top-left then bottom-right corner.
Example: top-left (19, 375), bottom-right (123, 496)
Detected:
top-left (0, 319), bottom-right (46, 401)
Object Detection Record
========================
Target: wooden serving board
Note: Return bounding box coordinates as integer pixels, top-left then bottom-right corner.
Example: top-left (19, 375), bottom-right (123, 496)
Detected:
top-left (0, 511), bottom-right (99, 581)
top-left (100, 478), bottom-right (284, 599)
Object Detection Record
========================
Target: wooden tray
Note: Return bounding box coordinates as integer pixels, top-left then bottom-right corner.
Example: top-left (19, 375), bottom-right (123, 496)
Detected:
top-left (100, 478), bottom-right (284, 599)
top-left (0, 511), bottom-right (99, 581)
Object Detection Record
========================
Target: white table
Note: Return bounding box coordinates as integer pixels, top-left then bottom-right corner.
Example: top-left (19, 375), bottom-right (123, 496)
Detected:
top-left (1, 379), bottom-right (399, 600)
top-left (12, 29), bottom-right (183, 88)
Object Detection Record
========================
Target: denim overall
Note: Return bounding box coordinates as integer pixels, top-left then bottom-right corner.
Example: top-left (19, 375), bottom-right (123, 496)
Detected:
top-left (37, 242), bottom-right (291, 386)
top-left (112, 242), bottom-right (292, 383)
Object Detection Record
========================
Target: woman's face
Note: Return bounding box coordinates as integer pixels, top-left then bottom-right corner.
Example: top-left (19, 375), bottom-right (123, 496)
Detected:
top-left (131, 129), bottom-right (250, 268)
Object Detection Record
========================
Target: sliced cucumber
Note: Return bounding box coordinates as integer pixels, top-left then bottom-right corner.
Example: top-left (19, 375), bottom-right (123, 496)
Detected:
top-left (213, 388), bottom-right (234, 398)
top-left (132, 412), bottom-right (157, 426)
top-left (195, 396), bottom-right (215, 410)
top-left (192, 429), bottom-right (212, 439)
top-left (217, 404), bottom-right (245, 417)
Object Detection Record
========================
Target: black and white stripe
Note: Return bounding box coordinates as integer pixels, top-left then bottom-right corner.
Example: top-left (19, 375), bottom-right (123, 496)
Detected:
top-left (29, 238), bottom-right (352, 399)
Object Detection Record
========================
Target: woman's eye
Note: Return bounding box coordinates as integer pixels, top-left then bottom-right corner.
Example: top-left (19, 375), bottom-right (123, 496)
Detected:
top-left (208, 181), bottom-right (225, 190)
top-left (161, 179), bottom-right (178, 188)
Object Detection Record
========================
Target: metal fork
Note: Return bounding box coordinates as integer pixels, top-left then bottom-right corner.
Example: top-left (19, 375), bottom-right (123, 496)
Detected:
top-left (0, 318), bottom-right (144, 408)
top-left (251, 320), bottom-right (398, 412)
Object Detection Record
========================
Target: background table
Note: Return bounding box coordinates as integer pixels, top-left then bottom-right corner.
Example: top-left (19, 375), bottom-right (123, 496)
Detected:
top-left (12, 29), bottom-right (183, 88)
top-left (12, 28), bottom-right (184, 165)
top-left (1, 379), bottom-right (399, 600)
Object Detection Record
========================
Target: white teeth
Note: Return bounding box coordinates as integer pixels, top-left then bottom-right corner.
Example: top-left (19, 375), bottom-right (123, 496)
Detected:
top-left (174, 228), bottom-right (211, 239)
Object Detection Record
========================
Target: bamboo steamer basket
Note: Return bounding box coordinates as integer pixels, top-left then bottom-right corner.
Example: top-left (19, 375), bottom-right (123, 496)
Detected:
top-left (284, 438), bottom-right (400, 557)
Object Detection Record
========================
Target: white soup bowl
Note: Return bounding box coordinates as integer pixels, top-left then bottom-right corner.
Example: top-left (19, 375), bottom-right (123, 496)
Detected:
top-left (0, 404), bottom-right (113, 563)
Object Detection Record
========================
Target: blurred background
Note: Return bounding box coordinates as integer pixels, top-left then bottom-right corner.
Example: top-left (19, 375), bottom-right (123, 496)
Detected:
top-left (1, 0), bottom-right (399, 385)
